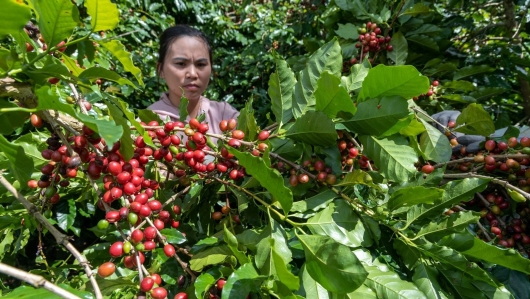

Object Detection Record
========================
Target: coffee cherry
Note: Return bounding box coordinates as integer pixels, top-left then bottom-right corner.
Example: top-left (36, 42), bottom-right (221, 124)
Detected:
top-left (325, 174), bottom-right (337, 185)
top-left (131, 229), bottom-right (144, 243)
top-left (173, 205), bottom-right (182, 215)
top-left (507, 137), bottom-right (518, 148)
top-left (484, 140), bottom-right (497, 151)
top-left (109, 241), bottom-right (124, 258)
top-left (164, 244), bottom-right (176, 257)
top-left (140, 277), bottom-right (155, 292)
top-left (30, 114), bottom-right (43, 128)
top-left (227, 119), bottom-right (237, 131)
top-left (105, 210), bottom-right (121, 223)
top-left (497, 141), bottom-right (508, 151)
top-left (421, 164), bottom-right (434, 174)
top-left (232, 130), bottom-right (245, 140)
top-left (151, 273), bottom-right (162, 285)
top-left (258, 130), bottom-right (270, 141)
top-left (212, 211), bottom-right (223, 221)
top-left (289, 174), bottom-right (299, 187)
top-left (98, 262), bottom-right (116, 278)
top-left (298, 173), bottom-right (309, 184)
top-left (151, 287), bottom-right (167, 299)
top-left (27, 180), bottom-right (38, 189)
top-left (97, 219), bottom-right (109, 230)
top-left (143, 240), bottom-right (156, 251)
top-left (144, 226), bottom-right (157, 240)
top-left (217, 278), bottom-right (226, 290)
top-left (174, 292), bottom-right (188, 299)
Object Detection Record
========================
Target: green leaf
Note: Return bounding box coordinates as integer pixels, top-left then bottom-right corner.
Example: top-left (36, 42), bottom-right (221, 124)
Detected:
top-left (62, 55), bottom-right (84, 77)
top-left (237, 99), bottom-right (258, 141)
top-left (160, 228), bottom-right (186, 244)
top-left (306, 199), bottom-right (373, 247)
top-left (387, 31), bottom-right (408, 65)
top-left (334, 170), bottom-right (379, 189)
top-left (228, 150), bottom-right (293, 214)
top-left (341, 96), bottom-right (410, 136)
top-left (79, 67), bottom-right (135, 87)
top-left (256, 215), bottom-right (293, 273)
top-left (55, 199), bottom-right (76, 235)
top-left (388, 186), bottom-right (443, 212)
top-left (291, 189), bottom-right (337, 213)
top-left (412, 262), bottom-right (447, 299)
top-left (221, 263), bottom-right (266, 299)
top-left (438, 233), bottom-right (530, 275)
top-left (491, 266), bottom-right (530, 299)
top-left (269, 59), bottom-right (295, 129)
top-left (342, 63), bottom-right (369, 92)
top-left (407, 34), bottom-right (439, 51)
top-left (359, 65), bottom-right (430, 100)
top-left (296, 264), bottom-right (333, 299)
top-left (453, 65), bottom-right (495, 81)
top-left (438, 266), bottom-right (489, 299)
top-left (469, 87), bottom-right (509, 102)
top-left (407, 24), bottom-right (442, 36)
top-left (359, 135), bottom-right (418, 182)
top-left (363, 264), bottom-right (428, 299)
top-left (406, 178), bottom-right (490, 227)
top-left (84, 0), bottom-right (120, 32)
top-left (297, 234), bottom-right (368, 294)
top-left (223, 225), bottom-right (250, 265)
top-left (104, 99), bottom-right (133, 161)
top-left (0, 135), bottom-right (33, 184)
top-left (315, 71), bottom-right (357, 119)
top-left (0, 0), bottom-right (32, 39)
top-left (33, 0), bottom-right (79, 50)
top-left (399, 3), bottom-right (430, 16)
top-left (286, 111), bottom-right (337, 147)
top-left (190, 245), bottom-right (235, 272)
top-left (271, 246), bottom-right (300, 291)
top-left (3, 285), bottom-right (95, 299)
top-left (100, 40), bottom-right (144, 86)
top-left (455, 103), bottom-right (495, 136)
top-left (34, 86), bottom-right (123, 149)
top-left (418, 119), bottom-right (452, 163)
top-left (443, 80), bottom-right (476, 92)
top-left (292, 39), bottom-right (342, 118)
top-left (178, 95), bottom-right (189, 122)
top-left (0, 100), bottom-right (29, 135)
top-left (415, 241), bottom-right (498, 286)
top-left (413, 211), bottom-right (480, 240)
top-left (0, 229), bottom-right (14, 261)
top-left (335, 23), bottom-right (359, 40)
top-left (195, 267), bottom-right (223, 299)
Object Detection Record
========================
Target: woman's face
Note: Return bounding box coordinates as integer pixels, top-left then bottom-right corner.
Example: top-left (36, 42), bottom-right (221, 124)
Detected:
top-left (160, 36), bottom-right (211, 103)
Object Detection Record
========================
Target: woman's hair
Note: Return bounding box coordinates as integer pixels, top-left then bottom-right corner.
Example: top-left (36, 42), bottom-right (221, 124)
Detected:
top-left (157, 24), bottom-right (213, 73)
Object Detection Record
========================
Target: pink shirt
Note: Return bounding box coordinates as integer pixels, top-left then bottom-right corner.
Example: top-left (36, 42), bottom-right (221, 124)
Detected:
top-left (147, 93), bottom-right (239, 143)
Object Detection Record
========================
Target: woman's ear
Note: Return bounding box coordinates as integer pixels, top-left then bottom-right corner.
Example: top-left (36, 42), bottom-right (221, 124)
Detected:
top-left (157, 63), bottom-right (164, 79)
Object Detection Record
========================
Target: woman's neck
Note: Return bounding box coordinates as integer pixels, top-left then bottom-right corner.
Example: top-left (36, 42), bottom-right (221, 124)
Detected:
top-left (168, 93), bottom-right (202, 119)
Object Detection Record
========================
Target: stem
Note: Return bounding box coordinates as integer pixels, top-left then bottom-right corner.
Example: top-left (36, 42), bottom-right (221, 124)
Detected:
top-left (444, 172), bottom-right (530, 201)
top-left (434, 154), bottom-right (530, 169)
top-left (0, 174), bottom-right (103, 299)
top-left (0, 263), bottom-right (82, 299)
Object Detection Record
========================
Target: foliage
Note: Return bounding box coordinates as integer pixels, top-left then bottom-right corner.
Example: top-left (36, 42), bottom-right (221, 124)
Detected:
top-left (0, 1), bottom-right (530, 299)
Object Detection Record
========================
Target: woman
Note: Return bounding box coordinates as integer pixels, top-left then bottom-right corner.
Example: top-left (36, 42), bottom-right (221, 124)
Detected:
top-left (148, 25), bottom-right (239, 136)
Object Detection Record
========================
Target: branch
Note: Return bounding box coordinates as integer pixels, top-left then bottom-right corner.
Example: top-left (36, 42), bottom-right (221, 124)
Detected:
top-left (0, 262), bottom-right (82, 299)
top-left (0, 174), bottom-right (103, 299)
top-left (443, 172), bottom-right (530, 201)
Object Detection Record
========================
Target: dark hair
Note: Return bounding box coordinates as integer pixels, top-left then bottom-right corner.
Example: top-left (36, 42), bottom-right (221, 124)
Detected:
top-left (157, 25), bottom-right (213, 73)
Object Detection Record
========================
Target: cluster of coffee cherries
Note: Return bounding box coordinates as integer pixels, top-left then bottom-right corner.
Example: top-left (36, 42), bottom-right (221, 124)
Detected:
top-left (349, 22), bottom-right (393, 65)
top-left (456, 190), bottom-right (530, 253)
top-left (413, 80), bottom-right (439, 101)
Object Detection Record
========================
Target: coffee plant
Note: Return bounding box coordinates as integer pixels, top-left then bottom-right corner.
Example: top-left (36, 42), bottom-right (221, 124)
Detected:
top-left (1, 0), bottom-right (530, 299)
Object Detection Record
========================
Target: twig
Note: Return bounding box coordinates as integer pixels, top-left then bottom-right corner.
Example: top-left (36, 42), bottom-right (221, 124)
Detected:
top-left (454, 205), bottom-right (492, 242)
top-left (444, 172), bottom-right (530, 201)
top-left (0, 262), bottom-right (82, 299)
top-left (0, 174), bottom-right (103, 299)
top-left (434, 154), bottom-right (530, 169)
top-left (412, 107), bottom-right (457, 138)
top-left (144, 217), bottom-right (196, 281)
top-left (160, 185), bottom-right (191, 209)
top-left (474, 192), bottom-right (506, 227)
